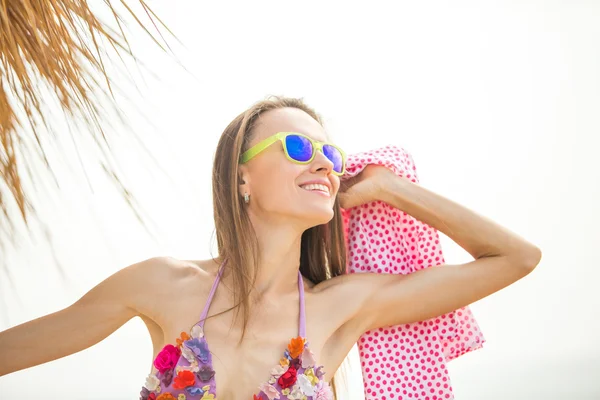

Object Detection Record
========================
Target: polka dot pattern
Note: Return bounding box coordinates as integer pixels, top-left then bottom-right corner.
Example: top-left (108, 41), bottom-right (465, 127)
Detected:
top-left (340, 145), bottom-right (485, 400)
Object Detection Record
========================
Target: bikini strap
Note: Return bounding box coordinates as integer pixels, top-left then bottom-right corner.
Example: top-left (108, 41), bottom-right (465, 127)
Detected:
top-left (198, 259), bottom-right (227, 328)
top-left (198, 261), bottom-right (306, 337)
top-left (298, 270), bottom-right (306, 338)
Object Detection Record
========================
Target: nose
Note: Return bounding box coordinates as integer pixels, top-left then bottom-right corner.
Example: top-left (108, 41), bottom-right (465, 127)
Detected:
top-left (310, 149), bottom-right (334, 175)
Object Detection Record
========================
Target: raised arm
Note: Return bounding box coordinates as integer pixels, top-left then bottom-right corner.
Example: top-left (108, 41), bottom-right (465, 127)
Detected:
top-left (0, 257), bottom-right (170, 377)
top-left (332, 166), bottom-right (541, 335)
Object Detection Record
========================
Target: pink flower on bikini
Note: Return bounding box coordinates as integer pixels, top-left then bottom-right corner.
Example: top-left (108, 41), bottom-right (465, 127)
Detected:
top-left (314, 380), bottom-right (333, 400)
top-left (270, 365), bottom-right (286, 378)
top-left (154, 344), bottom-right (181, 373)
top-left (301, 347), bottom-right (316, 368)
top-left (258, 382), bottom-right (280, 400)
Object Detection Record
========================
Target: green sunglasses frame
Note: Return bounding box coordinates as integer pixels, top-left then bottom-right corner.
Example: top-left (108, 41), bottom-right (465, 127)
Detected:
top-left (239, 132), bottom-right (347, 176)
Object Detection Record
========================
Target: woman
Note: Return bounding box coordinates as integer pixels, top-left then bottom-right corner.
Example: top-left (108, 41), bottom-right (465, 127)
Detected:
top-left (0, 96), bottom-right (542, 399)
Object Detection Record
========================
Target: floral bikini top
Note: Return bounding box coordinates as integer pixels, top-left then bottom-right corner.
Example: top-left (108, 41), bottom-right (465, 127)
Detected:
top-left (139, 260), bottom-right (334, 400)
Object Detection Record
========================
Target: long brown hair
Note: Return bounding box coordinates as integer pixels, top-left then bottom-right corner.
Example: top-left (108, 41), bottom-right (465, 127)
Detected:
top-left (211, 95), bottom-right (348, 397)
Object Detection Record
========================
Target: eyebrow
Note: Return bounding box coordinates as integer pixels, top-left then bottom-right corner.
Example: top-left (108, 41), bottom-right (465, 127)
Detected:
top-left (296, 131), bottom-right (329, 142)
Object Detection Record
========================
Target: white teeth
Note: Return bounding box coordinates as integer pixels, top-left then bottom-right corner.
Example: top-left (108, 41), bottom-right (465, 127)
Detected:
top-left (300, 184), bottom-right (330, 193)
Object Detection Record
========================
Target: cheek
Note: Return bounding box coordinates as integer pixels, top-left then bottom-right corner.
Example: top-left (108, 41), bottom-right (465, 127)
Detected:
top-left (331, 176), bottom-right (341, 195)
top-left (253, 163), bottom-right (301, 199)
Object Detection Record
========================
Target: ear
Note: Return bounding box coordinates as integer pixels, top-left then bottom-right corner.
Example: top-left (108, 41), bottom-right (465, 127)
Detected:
top-left (238, 164), bottom-right (250, 198)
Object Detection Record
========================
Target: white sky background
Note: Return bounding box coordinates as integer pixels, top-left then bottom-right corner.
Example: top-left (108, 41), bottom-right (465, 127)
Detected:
top-left (1, 0), bottom-right (599, 399)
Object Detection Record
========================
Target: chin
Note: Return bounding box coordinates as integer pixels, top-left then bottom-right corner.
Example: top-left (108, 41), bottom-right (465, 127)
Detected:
top-left (304, 209), bottom-right (335, 227)
top-left (283, 201), bottom-right (335, 227)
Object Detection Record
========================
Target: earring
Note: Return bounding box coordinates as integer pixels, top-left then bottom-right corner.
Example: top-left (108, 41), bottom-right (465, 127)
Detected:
top-left (244, 193), bottom-right (250, 204)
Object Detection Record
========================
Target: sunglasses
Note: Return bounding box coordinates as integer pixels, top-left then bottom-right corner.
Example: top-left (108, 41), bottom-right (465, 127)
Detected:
top-left (239, 132), bottom-right (346, 176)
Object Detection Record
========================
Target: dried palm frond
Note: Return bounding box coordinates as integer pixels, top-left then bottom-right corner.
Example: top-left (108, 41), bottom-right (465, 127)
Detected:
top-left (0, 0), bottom-right (174, 249)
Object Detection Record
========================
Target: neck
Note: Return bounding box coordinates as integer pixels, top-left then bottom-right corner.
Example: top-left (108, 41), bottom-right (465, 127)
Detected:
top-left (252, 222), bottom-right (303, 299)
top-left (219, 215), bottom-right (306, 301)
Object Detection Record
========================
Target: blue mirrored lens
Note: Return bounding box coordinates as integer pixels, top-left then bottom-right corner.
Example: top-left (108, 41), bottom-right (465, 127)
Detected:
top-left (323, 144), bottom-right (344, 173)
top-left (286, 135), bottom-right (313, 162)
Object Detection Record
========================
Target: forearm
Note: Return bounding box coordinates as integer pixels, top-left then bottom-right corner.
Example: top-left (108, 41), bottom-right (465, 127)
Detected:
top-left (380, 176), bottom-right (540, 262)
top-left (0, 302), bottom-right (136, 376)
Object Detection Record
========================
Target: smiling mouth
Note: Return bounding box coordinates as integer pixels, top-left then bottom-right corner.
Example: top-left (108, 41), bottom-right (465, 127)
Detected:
top-left (299, 183), bottom-right (331, 196)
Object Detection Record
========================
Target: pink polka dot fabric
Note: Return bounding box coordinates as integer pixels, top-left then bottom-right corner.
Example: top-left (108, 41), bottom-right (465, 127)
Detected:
top-left (340, 145), bottom-right (485, 400)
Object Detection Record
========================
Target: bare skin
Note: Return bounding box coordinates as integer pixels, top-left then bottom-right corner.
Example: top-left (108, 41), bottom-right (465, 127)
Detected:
top-left (0, 107), bottom-right (542, 399)
top-left (153, 257), bottom-right (359, 398)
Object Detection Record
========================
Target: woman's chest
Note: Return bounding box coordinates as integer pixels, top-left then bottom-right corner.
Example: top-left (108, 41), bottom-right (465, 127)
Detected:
top-left (145, 321), bottom-right (331, 400)
top-left (210, 335), bottom-right (326, 399)
top-left (145, 297), bottom-right (334, 399)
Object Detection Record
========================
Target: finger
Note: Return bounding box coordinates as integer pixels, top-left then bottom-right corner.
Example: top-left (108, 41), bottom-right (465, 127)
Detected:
top-left (339, 175), bottom-right (360, 192)
top-left (338, 181), bottom-right (372, 209)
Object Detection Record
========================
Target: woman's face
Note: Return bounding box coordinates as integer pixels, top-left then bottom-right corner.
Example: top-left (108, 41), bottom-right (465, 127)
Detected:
top-left (239, 107), bottom-right (341, 228)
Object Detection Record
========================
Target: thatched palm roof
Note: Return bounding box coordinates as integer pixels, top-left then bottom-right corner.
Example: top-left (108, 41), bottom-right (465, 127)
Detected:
top-left (0, 0), bottom-right (172, 245)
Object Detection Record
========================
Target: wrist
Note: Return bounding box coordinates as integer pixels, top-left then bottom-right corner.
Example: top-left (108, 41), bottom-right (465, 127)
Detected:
top-left (379, 173), bottom-right (413, 206)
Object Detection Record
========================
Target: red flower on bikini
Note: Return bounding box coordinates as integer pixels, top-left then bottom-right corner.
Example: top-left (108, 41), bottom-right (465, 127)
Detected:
top-left (277, 365), bottom-right (298, 389)
top-left (139, 387), bottom-right (157, 400)
top-left (172, 370), bottom-right (195, 389)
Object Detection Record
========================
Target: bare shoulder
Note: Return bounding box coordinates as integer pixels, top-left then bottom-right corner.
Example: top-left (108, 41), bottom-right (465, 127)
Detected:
top-left (127, 256), bottom-right (220, 278)
top-left (312, 271), bottom-right (369, 298)
top-left (117, 256), bottom-right (221, 318)
top-left (119, 256), bottom-right (189, 285)
top-left (111, 256), bottom-right (218, 301)
top-left (180, 257), bottom-right (225, 280)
